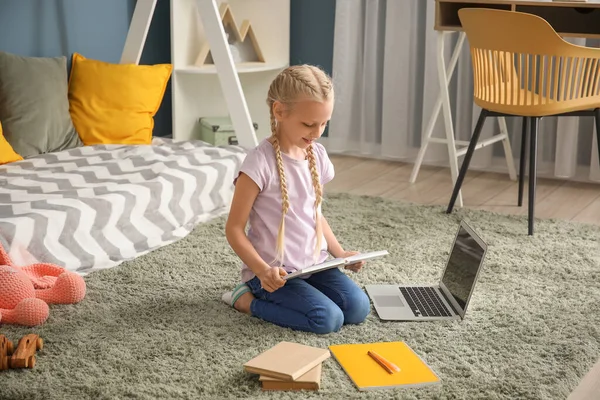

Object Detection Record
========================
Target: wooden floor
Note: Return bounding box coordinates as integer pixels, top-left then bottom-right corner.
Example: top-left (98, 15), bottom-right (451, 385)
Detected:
top-left (328, 155), bottom-right (600, 398)
top-left (327, 155), bottom-right (600, 226)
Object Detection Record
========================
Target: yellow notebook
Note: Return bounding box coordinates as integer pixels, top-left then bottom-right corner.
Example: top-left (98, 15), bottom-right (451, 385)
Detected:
top-left (328, 341), bottom-right (440, 391)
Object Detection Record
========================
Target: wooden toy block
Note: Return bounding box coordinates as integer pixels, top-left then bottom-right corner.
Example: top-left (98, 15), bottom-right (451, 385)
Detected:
top-left (0, 335), bottom-right (14, 371)
top-left (10, 334), bottom-right (43, 369)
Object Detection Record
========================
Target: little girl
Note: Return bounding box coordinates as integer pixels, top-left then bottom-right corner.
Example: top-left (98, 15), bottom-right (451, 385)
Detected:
top-left (222, 64), bottom-right (370, 334)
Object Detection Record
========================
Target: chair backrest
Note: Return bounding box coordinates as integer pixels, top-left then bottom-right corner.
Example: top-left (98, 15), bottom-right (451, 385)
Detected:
top-left (458, 8), bottom-right (569, 56)
top-left (458, 8), bottom-right (600, 109)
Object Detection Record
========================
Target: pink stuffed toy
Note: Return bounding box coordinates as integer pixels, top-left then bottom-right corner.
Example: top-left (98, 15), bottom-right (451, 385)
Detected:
top-left (0, 244), bottom-right (86, 327)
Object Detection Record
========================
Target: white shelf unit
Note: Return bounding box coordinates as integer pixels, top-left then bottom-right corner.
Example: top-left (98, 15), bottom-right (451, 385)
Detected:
top-left (170, 0), bottom-right (290, 143)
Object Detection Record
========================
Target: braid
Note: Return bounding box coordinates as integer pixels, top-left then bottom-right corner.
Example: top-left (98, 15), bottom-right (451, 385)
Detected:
top-left (307, 67), bottom-right (333, 99)
top-left (269, 111), bottom-right (277, 137)
top-left (271, 134), bottom-right (289, 266)
top-left (286, 68), bottom-right (320, 96)
top-left (306, 144), bottom-right (323, 262)
top-left (265, 64), bottom-right (334, 267)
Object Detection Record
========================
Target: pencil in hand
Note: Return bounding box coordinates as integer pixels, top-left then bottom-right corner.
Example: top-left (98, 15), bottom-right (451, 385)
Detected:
top-left (367, 350), bottom-right (401, 374)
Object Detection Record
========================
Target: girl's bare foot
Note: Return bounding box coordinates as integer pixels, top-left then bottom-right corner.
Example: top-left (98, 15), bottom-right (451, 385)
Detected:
top-left (233, 291), bottom-right (254, 314)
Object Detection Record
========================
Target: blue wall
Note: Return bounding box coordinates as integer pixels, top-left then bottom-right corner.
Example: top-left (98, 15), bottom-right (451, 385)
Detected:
top-left (0, 0), bottom-right (172, 137)
top-left (139, 0), bottom-right (171, 138)
top-left (0, 0), bottom-right (135, 64)
top-left (0, 0), bottom-right (334, 138)
top-left (290, 0), bottom-right (336, 77)
top-left (290, 0), bottom-right (336, 136)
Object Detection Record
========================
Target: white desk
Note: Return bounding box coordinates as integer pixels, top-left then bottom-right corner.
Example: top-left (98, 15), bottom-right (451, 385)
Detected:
top-left (410, 0), bottom-right (600, 207)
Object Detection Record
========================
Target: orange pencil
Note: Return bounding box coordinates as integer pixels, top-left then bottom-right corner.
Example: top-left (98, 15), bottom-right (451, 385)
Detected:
top-left (367, 350), bottom-right (401, 374)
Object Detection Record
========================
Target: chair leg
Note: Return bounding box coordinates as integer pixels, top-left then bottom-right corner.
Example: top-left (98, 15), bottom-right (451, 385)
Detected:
top-left (447, 109), bottom-right (488, 213)
top-left (595, 108), bottom-right (600, 165)
top-left (518, 117), bottom-right (528, 207)
top-left (528, 117), bottom-right (539, 236)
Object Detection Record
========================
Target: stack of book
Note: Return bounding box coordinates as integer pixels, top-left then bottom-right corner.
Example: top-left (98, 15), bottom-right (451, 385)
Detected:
top-left (243, 341), bottom-right (330, 391)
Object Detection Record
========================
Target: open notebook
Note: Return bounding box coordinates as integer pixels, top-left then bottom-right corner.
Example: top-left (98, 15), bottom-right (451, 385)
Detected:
top-left (284, 250), bottom-right (389, 280)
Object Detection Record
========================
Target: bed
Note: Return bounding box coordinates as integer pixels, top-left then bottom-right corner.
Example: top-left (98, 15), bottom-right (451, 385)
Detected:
top-left (0, 138), bottom-right (246, 275)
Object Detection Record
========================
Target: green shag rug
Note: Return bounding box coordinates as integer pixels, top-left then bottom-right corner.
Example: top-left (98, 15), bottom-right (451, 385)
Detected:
top-left (1, 193), bottom-right (599, 400)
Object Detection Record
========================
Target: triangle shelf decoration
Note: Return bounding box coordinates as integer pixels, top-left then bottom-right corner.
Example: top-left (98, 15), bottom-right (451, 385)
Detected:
top-left (195, 2), bottom-right (265, 67)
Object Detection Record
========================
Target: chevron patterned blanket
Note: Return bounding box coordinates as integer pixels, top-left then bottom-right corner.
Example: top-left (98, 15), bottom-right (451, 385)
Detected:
top-left (0, 138), bottom-right (247, 275)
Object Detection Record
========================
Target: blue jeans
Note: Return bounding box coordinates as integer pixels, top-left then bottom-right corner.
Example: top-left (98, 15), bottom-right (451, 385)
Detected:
top-left (245, 268), bottom-right (371, 334)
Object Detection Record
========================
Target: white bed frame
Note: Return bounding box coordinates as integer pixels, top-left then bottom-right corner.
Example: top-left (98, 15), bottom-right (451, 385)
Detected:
top-left (120, 0), bottom-right (258, 149)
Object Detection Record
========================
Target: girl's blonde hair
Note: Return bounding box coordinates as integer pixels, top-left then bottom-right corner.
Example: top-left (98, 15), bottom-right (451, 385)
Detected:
top-left (267, 64), bottom-right (334, 266)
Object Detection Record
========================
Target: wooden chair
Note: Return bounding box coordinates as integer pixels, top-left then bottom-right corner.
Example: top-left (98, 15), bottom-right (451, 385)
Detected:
top-left (446, 8), bottom-right (600, 235)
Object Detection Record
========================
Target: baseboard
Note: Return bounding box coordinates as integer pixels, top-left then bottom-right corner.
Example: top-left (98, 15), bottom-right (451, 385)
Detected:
top-left (319, 138), bottom-right (600, 185)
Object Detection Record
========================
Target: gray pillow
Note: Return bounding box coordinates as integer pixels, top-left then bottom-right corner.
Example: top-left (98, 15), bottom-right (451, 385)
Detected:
top-left (0, 52), bottom-right (82, 158)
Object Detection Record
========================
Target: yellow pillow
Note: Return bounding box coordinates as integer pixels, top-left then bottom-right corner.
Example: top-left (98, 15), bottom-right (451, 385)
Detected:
top-left (0, 122), bottom-right (23, 165)
top-left (68, 52), bottom-right (172, 145)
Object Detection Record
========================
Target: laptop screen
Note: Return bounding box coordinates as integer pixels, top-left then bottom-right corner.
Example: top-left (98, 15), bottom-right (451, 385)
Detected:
top-left (441, 225), bottom-right (486, 311)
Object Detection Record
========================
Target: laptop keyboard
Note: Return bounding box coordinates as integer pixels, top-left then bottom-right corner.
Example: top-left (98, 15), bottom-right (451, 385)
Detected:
top-left (400, 287), bottom-right (453, 317)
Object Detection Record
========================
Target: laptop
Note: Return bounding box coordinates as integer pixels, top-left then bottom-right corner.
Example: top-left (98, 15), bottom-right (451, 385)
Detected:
top-left (365, 220), bottom-right (487, 321)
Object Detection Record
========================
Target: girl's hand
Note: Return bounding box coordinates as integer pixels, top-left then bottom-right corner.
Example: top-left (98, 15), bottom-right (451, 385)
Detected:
top-left (342, 250), bottom-right (365, 272)
top-left (256, 266), bottom-right (287, 292)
